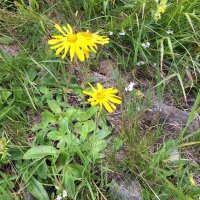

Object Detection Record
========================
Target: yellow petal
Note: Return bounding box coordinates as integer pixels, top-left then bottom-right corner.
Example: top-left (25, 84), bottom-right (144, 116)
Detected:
top-left (87, 97), bottom-right (95, 102)
top-left (61, 44), bottom-right (70, 59)
top-left (56, 46), bottom-right (65, 55)
top-left (48, 39), bottom-right (60, 45)
top-left (91, 100), bottom-right (99, 106)
top-left (52, 35), bottom-right (64, 39)
top-left (104, 88), bottom-right (118, 93)
top-left (69, 44), bottom-right (75, 62)
top-left (67, 24), bottom-right (73, 34)
top-left (83, 91), bottom-right (95, 97)
top-left (97, 83), bottom-right (103, 91)
top-left (109, 102), bottom-right (117, 109)
top-left (103, 101), bottom-right (113, 113)
top-left (63, 26), bottom-right (70, 34)
top-left (55, 24), bottom-right (66, 36)
top-left (88, 83), bottom-right (97, 92)
top-left (107, 96), bottom-right (122, 104)
top-left (50, 42), bottom-right (64, 50)
top-left (75, 46), bottom-right (84, 62)
top-left (84, 51), bottom-right (90, 59)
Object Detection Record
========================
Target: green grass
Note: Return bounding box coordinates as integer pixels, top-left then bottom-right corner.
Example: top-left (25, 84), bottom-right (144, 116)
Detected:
top-left (0, 0), bottom-right (200, 199)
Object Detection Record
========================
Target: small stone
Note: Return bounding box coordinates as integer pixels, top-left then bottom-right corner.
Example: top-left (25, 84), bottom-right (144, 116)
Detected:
top-left (109, 176), bottom-right (142, 200)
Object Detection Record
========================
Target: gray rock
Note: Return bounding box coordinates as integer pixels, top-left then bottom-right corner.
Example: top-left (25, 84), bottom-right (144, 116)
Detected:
top-left (109, 176), bottom-right (142, 200)
top-left (152, 101), bottom-right (200, 134)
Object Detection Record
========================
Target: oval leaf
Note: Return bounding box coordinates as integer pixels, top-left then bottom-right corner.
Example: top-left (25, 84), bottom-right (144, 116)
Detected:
top-left (47, 100), bottom-right (61, 114)
top-left (24, 145), bottom-right (58, 159)
top-left (27, 177), bottom-right (49, 200)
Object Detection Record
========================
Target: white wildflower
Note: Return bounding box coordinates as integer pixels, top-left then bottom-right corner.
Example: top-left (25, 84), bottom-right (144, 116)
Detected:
top-left (109, 31), bottom-right (113, 36)
top-left (125, 82), bottom-right (136, 92)
top-left (55, 186), bottom-right (60, 190)
top-left (146, 42), bottom-right (150, 47)
top-left (136, 61), bottom-right (145, 66)
top-left (119, 30), bottom-right (126, 35)
top-left (56, 195), bottom-right (62, 200)
top-left (128, 28), bottom-right (132, 31)
top-left (166, 30), bottom-right (173, 35)
top-left (62, 190), bottom-right (68, 198)
top-left (141, 42), bottom-right (150, 48)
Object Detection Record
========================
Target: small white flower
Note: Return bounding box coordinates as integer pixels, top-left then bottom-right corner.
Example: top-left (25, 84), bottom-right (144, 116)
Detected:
top-left (146, 42), bottom-right (150, 47)
top-left (128, 28), bottom-right (132, 31)
top-left (62, 190), bottom-right (68, 198)
top-left (142, 42), bottom-right (150, 48)
top-left (109, 31), bottom-right (113, 36)
top-left (55, 186), bottom-right (60, 190)
top-left (119, 31), bottom-right (126, 36)
top-left (56, 195), bottom-right (62, 200)
top-left (166, 30), bottom-right (173, 35)
top-left (141, 43), bottom-right (146, 48)
top-left (153, 62), bottom-right (157, 67)
top-left (136, 61), bottom-right (145, 66)
top-left (125, 82), bottom-right (136, 92)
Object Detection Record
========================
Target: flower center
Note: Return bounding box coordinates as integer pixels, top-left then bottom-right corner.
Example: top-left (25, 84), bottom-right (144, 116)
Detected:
top-left (96, 92), bottom-right (105, 100)
top-left (67, 34), bottom-right (77, 42)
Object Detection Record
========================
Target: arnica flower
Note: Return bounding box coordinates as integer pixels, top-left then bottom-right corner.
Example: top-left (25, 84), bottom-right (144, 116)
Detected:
top-left (48, 24), bottom-right (109, 62)
top-left (83, 83), bottom-right (122, 113)
top-left (77, 30), bottom-right (109, 53)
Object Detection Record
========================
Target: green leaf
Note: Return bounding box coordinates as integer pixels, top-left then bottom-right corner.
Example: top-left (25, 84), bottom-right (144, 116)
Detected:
top-left (0, 186), bottom-right (12, 199)
top-left (42, 110), bottom-right (56, 124)
top-left (62, 107), bottom-right (77, 122)
top-left (39, 86), bottom-right (50, 95)
top-left (35, 129), bottom-right (48, 144)
top-left (95, 129), bottom-right (111, 141)
top-left (27, 68), bottom-right (37, 81)
top-left (26, 177), bottom-right (49, 200)
top-left (64, 171), bottom-right (75, 197)
top-left (83, 120), bottom-right (96, 133)
top-left (67, 164), bottom-right (86, 178)
top-left (47, 100), bottom-right (61, 114)
top-left (37, 161), bottom-right (48, 179)
top-left (9, 147), bottom-right (26, 160)
top-left (80, 107), bottom-right (98, 121)
top-left (47, 131), bottom-right (64, 140)
top-left (0, 48), bottom-right (11, 63)
top-left (80, 124), bottom-right (89, 141)
top-left (23, 145), bottom-right (58, 159)
top-left (0, 36), bottom-right (15, 45)
top-left (1, 89), bottom-right (12, 101)
top-left (59, 119), bottom-right (69, 134)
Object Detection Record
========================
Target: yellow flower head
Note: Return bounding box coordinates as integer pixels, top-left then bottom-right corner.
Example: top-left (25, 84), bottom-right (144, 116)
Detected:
top-left (48, 24), bottom-right (87, 61)
top-left (154, 0), bottom-right (167, 20)
top-left (77, 30), bottom-right (109, 52)
top-left (48, 24), bottom-right (109, 62)
top-left (83, 83), bottom-right (122, 113)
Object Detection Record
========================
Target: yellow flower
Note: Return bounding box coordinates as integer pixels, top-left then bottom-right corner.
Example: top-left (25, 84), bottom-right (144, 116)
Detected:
top-left (48, 24), bottom-right (109, 62)
top-left (83, 83), bottom-right (122, 113)
top-left (158, 3), bottom-right (167, 13)
top-left (77, 30), bottom-right (109, 52)
top-left (48, 24), bottom-right (89, 61)
top-left (154, 0), bottom-right (167, 20)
